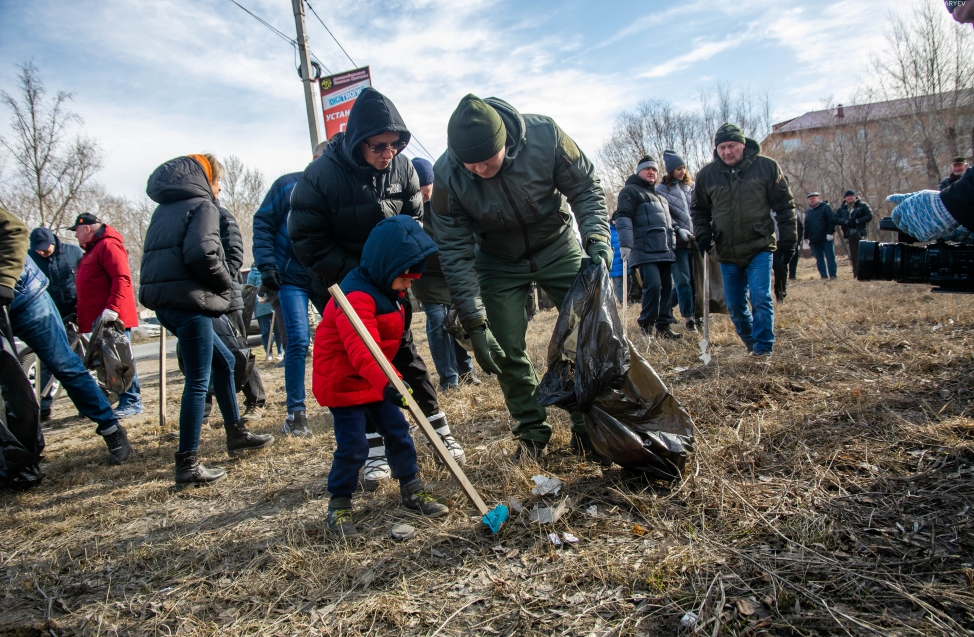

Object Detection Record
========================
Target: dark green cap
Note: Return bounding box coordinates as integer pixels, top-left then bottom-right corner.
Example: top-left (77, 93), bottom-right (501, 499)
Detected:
top-left (714, 123), bottom-right (746, 147)
top-left (448, 94), bottom-right (506, 164)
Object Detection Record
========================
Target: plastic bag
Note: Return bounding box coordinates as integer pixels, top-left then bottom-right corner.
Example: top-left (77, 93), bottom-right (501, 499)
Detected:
top-left (84, 316), bottom-right (135, 402)
top-left (0, 308), bottom-right (44, 489)
top-left (176, 314), bottom-right (253, 392)
top-left (691, 244), bottom-right (727, 315)
top-left (538, 263), bottom-right (695, 480)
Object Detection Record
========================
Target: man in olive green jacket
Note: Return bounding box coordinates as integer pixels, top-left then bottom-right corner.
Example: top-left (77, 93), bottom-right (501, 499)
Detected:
top-left (430, 94), bottom-right (611, 460)
top-left (690, 124), bottom-right (797, 357)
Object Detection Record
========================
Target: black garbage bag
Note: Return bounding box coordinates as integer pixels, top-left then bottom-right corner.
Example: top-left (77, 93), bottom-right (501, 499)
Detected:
top-left (537, 262), bottom-right (629, 413)
top-left (538, 262), bottom-right (695, 480)
top-left (0, 307), bottom-right (44, 490)
top-left (84, 316), bottom-right (135, 403)
top-left (241, 283), bottom-right (258, 328)
top-left (176, 314), bottom-right (252, 392)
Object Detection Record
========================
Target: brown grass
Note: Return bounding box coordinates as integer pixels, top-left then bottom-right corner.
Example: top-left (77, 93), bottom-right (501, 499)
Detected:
top-left (2, 255), bottom-right (974, 636)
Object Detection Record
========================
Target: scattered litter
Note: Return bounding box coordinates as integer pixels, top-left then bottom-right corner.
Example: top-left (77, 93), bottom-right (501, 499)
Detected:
top-left (563, 532), bottom-right (579, 544)
top-left (531, 475), bottom-right (563, 496)
top-left (389, 524), bottom-right (416, 541)
top-left (932, 323), bottom-right (943, 332)
top-left (585, 505), bottom-right (599, 518)
top-left (548, 533), bottom-right (562, 547)
top-left (632, 524), bottom-right (648, 536)
top-left (482, 505), bottom-right (510, 534)
top-left (509, 497), bottom-right (523, 513)
top-left (698, 339), bottom-right (711, 365)
top-left (673, 366), bottom-right (689, 373)
top-left (529, 498), bottom-right (568, 524)
top-left (680, 612), bottom-right (698, 628)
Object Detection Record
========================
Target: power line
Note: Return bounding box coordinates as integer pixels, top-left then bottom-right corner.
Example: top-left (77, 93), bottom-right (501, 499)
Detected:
top-left (305, 0), bottom-right (357, 68)
top-left (226, 0), bottom-right (331, 75)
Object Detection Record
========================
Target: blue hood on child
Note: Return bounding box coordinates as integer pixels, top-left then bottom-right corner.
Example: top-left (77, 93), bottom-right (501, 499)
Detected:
top-left (340, 215), bottom-right (437, 302)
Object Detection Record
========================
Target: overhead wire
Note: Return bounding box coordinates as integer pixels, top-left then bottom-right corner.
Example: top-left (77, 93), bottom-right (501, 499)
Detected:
top-left (228, 0), bottom-right (439, 161)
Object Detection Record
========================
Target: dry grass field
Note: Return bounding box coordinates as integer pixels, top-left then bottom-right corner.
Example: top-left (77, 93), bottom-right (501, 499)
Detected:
top-left (3, 255), bottom-right (974, 636)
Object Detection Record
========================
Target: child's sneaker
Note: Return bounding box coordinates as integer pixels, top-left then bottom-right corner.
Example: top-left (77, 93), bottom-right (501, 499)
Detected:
top-left (326, 506), bottom-right (359, 539)
top-left (400, 479), bottom-right (449, 517)
top-left (362, 457), bottom-right (391, 491)
top-left (426, 412), bottom-right (466, 466)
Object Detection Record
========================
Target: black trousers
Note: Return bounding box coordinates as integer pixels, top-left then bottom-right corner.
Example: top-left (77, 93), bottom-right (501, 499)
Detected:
top-left (363, 304), bottom-right (440, 438)
top-left (636, 262), bottom-right (674, 332)
top-left (788, 248), bottom-right (800, 279)
top-left (847, 236), bottom-right (861, 277)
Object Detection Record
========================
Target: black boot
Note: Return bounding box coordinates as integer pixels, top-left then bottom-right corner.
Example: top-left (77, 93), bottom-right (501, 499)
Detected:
top-left (103, 425), bottom-right (134, 465)
top-left (569, 431), bottom-right (612, 466)
top-left (512, 439), bottom-right (545, 464)
top-left (225, 420), bottom-right (274, 457)
top-left (656, 325), bottom-right (683, 340)
top-left (174, 451), bottom-right (226, 489)
top-left (400, 479), bottom-right (449, 517)
top-left (326, 497), bottom-right (360, 538)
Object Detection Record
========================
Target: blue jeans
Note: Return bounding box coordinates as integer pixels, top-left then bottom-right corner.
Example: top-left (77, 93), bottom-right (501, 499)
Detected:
top-left (328, 400), bottom-right (419, 498)
top-left (671, 246), bottom-right (694, 320)
top-left (256, 313), bottom-right (282, 356)
top-left (421, 301), bottom-right (472, 391)
top-left (115, 329), bottom-right (142, 409)
top-left (810, 241), bottom-right (837, 279)
top-left (278, 284), bottom-right (323, 414)
top-left (719, 251), bottom-right (775, 354)
top-left (156, 309), bottom-right (240, 453)
top-left (10, 292), bottom-right (119, 434)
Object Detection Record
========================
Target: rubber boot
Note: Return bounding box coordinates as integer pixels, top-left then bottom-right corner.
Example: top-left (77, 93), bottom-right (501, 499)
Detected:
top-left (174, 451), bottom-right (226, 489)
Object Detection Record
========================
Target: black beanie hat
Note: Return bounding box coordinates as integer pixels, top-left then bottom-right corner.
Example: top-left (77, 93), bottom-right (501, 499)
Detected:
top-left (448, 94), bottom-right (507, 164)
top-left (714, 123), bottom-right (746, 147)
top-left (411, 157), bottom-right (434, 186)
top-left (845, 189), bottom-right (857, 197)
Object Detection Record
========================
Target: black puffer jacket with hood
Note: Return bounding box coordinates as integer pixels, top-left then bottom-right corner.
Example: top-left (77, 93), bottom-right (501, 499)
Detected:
top-left (140, 156), bottom-right (233, 315)
top-left (288, 87), bottom-right (423, 293)
top-left (216, 202), bottom-right (245, 313)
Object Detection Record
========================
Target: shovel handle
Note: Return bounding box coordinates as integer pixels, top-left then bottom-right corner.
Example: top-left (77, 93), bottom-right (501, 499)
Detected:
top-left (327, 284), bottom-right (490, 516)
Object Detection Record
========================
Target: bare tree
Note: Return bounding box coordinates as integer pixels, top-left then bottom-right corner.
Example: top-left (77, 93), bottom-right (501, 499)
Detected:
top-left (871, 0), bottom-right (974, 184)
top-left (0, 62), bottom-right (102, 230)
top-left (220, 155), bottom-right (266, 266)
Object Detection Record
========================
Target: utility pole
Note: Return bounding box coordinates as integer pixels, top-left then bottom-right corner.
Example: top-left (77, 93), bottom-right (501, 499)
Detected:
top-left (292, 0), bottom-right (323, 151)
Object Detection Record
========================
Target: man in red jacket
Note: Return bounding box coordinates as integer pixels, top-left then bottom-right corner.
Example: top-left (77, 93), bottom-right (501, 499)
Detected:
top-left (71, 212), bottom-right (143, 417)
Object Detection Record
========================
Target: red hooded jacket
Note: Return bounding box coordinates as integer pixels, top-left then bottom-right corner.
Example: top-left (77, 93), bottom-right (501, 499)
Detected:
top-left (312, 215), bottom-right (437, 408)
top-left (76, 225), bottom-right (139, 331)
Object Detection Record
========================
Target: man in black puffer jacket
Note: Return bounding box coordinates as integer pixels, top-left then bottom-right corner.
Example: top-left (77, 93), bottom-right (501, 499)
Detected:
top-left (613, 156), bottom-right (681, 340)
top-left (803, 193), bottom-right (837, 280)
top-left (289, 88), bottom-right (462, 490)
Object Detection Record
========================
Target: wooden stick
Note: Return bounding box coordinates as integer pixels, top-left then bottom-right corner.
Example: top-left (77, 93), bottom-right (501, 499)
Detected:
top-left (328, 284), bottom-right (490, 516)
top-left (159, 327), bottom-right (167, 429)
top-left (621, 257), bottom-right (628, 338)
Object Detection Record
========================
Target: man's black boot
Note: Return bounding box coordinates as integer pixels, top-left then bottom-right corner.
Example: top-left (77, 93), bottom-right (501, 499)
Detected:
top-left (103, 425), bottom-right (134, 465)
top-left (174, 451), bottom-right (226, 489)
top-left (512, 439), bottom-right (545, 464)
top-left (225, 420), bottom-right (274, 457)
top-left (656, 325), bottom-right (683, 340)
top-left (569, 431), bottom-right (612, 466)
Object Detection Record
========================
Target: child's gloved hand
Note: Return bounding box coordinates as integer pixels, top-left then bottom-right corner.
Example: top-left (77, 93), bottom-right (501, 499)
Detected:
top-left (384, 382), bottom-right (412, 407)
top-left (889, 190), bottom-right (959, 241)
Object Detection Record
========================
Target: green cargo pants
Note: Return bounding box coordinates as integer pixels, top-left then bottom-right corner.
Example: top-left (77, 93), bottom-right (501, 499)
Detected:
top-left (478, 245), bottom-right (586, 444)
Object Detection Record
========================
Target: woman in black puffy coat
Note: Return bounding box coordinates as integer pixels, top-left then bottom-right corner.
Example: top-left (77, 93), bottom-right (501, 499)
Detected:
top-left (140, 154), bottom-right (270, 489)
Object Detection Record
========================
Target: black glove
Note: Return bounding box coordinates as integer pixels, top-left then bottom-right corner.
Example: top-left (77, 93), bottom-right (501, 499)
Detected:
top-left (384, 381), bottom-right (412, 407)
top-left (261, 266), bottom-right (282, 291)
top-left (697, 235), bottom-right (712, 254)
top-left (0, 285), bottom-right (13, 307)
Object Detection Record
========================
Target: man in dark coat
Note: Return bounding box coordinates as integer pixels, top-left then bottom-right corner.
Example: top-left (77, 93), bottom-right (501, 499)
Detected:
top-left (28, 227), bottom-right (84, 419)
top-left (613, 156), bottom-right (681, 339)
top-left (803, 193), bottom-right (837, 279)
top-left (691, 123), bottom-right (797, 358)
top-left (289, 87), bottom-right (462, 489)
top-left (834, 190), bottom-right (872, 277)
top-left (940, 157), bottom-right (969, 191)
top-left (252, 150), bottom-right (323, 437)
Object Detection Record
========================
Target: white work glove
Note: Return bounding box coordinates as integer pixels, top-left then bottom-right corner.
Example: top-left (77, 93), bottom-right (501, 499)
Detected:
top-left (678, 228), bottom-right (694, 242)
top-left (826, 234), bottom-right (834, 241)
top-left (620, 246), bottom-right (631, 261)
top-left (101, 308), bottom-right (119, 323)
top-left (888, 191), bottom-right (959, 241)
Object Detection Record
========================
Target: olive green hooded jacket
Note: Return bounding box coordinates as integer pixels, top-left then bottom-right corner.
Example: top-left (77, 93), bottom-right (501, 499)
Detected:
top-left (0, 207), bottom-right (29, 292)
top-left (690, 138), bottom-right (797, 267)
top-left (430, 98), bottom-right (609, 328)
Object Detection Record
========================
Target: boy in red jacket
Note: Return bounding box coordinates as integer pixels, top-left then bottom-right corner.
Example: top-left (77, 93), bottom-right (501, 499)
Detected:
top-left (314, 216), bottom-right (449, 538)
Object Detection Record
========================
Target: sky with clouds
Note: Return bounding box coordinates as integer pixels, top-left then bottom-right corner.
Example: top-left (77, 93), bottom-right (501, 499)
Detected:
top-left (0, 0), bottom-right (914, 200)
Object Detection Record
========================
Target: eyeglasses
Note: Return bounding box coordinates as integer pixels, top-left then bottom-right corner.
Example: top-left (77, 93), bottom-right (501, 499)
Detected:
top-left (363, 139), bottom-right (408, 155)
